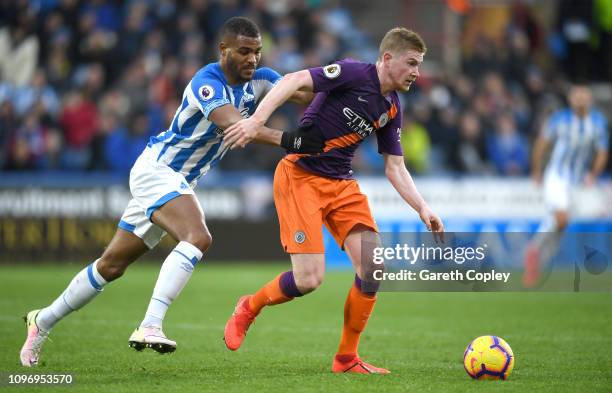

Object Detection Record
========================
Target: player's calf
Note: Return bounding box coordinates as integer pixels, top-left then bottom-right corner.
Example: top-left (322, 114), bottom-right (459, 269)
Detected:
top-left (224, 271), bottom-right (304, 350)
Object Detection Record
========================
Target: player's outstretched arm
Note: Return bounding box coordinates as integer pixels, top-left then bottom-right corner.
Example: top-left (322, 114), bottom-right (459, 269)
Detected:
top-left (530, 130), bottom-right (551, 185)
top-left (383, 154), bottom-right (444, 239)
top-left (224, 70), bottom-right (314, 149)
top-left (288, 89), bottom-right (315, 105)
top-left (585, 149), bottom-right (608, 186)
top-left (209, 103), bottom-right (251, 130)
top-left (210, 101), bottom-right (323, 154)
top-left (210, 104), bottom-right (282, 145)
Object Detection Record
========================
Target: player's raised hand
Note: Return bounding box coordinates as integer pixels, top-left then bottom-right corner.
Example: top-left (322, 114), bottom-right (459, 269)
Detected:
top-left (224, 117), bottom-right (263, 149)
top-left (419, 205), bottom-right (445, 243)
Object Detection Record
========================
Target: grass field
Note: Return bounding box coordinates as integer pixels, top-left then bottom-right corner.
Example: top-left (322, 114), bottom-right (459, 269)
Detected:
top-left (1, 263), bottom-right (611, 392)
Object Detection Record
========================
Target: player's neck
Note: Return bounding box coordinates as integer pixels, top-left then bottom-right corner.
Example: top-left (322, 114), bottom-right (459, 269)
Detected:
top-left (573, 108), bottom-right (589, 118)
top-left (375, 61), bottom-right (394, 96)
top-left (219, 62), bottom-right (242, 86)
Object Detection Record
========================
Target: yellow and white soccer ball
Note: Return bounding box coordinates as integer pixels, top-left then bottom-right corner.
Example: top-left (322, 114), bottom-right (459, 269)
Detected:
top-left (463, 335), bottom-right (514, 380)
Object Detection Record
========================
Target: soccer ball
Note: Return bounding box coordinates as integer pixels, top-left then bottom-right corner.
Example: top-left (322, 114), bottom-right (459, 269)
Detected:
top-left (463, 335), bottom-right (514, 380)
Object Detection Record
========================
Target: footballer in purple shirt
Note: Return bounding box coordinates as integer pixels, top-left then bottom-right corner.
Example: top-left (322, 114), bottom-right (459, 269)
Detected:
top-left (223, 27), bottom-right (444, 375)
top-left (295, 58), bottom-right (403, 179)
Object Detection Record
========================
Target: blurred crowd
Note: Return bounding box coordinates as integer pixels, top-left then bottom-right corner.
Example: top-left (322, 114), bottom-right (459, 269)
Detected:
top-left (0, 0), bottom-right (609, 177)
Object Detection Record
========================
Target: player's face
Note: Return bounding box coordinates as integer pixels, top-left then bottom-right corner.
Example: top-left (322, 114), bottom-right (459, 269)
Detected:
top-left (221, 34), bottom-right (262, 83)
top-left (385, 49), bottom-right (424, 92)
top-left (568, 86), bottom-right (592, 114)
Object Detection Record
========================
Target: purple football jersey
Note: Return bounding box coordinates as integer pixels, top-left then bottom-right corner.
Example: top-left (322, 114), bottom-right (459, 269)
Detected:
top-left (287, 58), bottom-right (403, 179)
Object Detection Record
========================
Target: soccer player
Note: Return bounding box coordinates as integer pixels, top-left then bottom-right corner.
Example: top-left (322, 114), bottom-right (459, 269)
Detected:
top-left (222, 28), bottom-right (444, 374)
top-left (523, 84), bottom-right (609, 287)
top-left (19, 17), bottom-right (324, 367)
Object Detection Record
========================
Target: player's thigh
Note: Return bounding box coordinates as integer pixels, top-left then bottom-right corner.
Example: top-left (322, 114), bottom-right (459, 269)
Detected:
top-left (290, 253), bottom-right (326, 286)
top-left (543, 173), bottom-right (570, 212)
top-left (150, 194), bottom-right (210, 244)
top-left (274, 160), bottom-right (325, 253)
top-left (344, 225), bottom-right (381, 278)
top-left (129, 152), bottom-right (208, 245)
top-left (103, 228), bottom-right (150, 261)
top-left (553, 210), bottom-right (569, 230)
top-left (325, 181), bottom-right (377, 261)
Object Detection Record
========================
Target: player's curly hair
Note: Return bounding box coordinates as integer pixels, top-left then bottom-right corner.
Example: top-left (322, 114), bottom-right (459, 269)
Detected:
top-left (378, 28), bottom-right (426, 58)
top-left (220, 17), bottom-right (260, 39)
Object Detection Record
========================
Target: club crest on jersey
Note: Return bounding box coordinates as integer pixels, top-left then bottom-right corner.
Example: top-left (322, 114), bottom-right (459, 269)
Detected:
top-left (378, 112), bottom-right (389, 128)
top-left (323, 64), bottom-right (341, 79)
top-left (242, 92), bottom-right (255, 102)
top-left (294, 231), bottom-right (306, 244)
top-left (199, 85), bottom-right (215, 100)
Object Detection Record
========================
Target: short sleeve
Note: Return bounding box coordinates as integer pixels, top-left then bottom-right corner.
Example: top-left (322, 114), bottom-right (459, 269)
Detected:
top-left (308, 59), bottom-right (368, 93)
top-left (376, 95), bottom-right (403, 156)
top-left (190, 77), bottom-right (230, 120)
top-left (252, 67), bottom-right (282, 100)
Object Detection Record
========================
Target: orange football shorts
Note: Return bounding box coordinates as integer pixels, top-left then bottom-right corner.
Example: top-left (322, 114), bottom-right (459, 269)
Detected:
top-left (273, 158), bottom-right (377, 254)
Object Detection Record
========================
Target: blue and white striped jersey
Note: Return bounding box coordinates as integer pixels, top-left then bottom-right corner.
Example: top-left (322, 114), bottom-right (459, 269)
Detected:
top-left (146, 62), bottom-right (281, 183)
top-left (544, 108), bottom-right (609, 183)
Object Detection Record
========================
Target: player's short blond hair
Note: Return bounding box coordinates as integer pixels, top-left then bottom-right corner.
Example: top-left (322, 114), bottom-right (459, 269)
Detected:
top-left (378, 28), bottom-right (426, 59)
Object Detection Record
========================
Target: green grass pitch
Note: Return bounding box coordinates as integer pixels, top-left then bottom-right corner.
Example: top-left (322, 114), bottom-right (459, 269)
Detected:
top-left (0, 263), bottom-right (611, 392)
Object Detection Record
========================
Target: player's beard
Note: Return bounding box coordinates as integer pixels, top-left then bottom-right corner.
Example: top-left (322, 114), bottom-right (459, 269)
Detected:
top-left (226, 55), bottom-right (251, 84)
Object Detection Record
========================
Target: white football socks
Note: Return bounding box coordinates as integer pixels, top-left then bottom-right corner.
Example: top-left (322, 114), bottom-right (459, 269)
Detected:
top-left (140, 241), bottom-right (203, 328)
top-left (534, 231), bottom-right (562, 266)
top-left (533, 215), bottom-right (563, 265)
top-left (36, 259), bottom-right (108, 332)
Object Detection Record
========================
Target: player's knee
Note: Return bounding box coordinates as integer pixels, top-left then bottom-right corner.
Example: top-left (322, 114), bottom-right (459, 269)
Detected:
top-left (185, 230), bottom-right (212, 253)
top-left (96, 257), bottom-right (127, 282)
top-left (295, 272), bottom-right (324, 294)
top-left (555, 213), bottom-right (569, 231)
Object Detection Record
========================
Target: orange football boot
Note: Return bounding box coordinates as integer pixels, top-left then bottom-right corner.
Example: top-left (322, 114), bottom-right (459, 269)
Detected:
top-left (224, 295), bottom-right (256, 351)
top-left (332, 354), bottom-right (390, 374)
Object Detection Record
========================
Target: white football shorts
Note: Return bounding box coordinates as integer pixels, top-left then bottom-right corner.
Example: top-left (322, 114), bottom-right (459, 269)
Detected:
top-left (543, 171), bottom-right (571, 212)
top-left (118, 148), bottom-right (197, 249)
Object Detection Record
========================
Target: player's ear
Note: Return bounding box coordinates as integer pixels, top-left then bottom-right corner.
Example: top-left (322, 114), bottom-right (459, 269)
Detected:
top-left (219, 41), bottom-right (228, 57)
top-left (383, 52), bottom-right (393, 63)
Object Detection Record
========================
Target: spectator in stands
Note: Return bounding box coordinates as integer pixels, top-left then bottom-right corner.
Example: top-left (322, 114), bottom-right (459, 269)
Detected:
top-left (103, 110), bottom-right (150, 175)
top-left (0, 100), bottom-right (17, 168)
top-left (401, 115), bottom-right (431, 175)
top-left (0, 15), bottom-right (39, 87)
top-left (4, 113), bottom-right (48, 170)
top-left (462, 33), bottom-right (500, 79)
top-left (595, 0), bottom-right (612, 81)
top-left (59, 89), bottom-right (99, 169)
top-left (487, 112), bottom-right (529, 175)
top-left (557, 0), bottom-right (595, 81)
top-left (12, 68), bottom-right (61, 119)
top-left (453, 111), bottom-right (490, 174)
